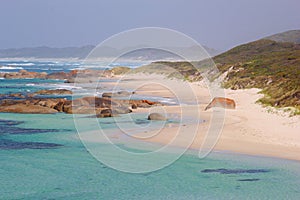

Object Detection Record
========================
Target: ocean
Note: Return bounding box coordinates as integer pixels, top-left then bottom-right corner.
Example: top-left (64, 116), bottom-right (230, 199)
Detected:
top-left (0, 60), bottom-right (300, 199)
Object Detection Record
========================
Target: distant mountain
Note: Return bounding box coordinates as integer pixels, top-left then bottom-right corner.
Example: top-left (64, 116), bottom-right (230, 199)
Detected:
top-left (0, 45), bottom-right (95, 59)
top-left (113, 46), bottom-right (219, 60)
top-left (264, 30), bottom-right (300, 44)
top-left (0, 45), bottom-right (219, 60)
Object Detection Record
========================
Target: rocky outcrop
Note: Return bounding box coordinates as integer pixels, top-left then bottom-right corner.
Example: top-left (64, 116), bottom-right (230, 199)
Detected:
top-left (34, 89), bottom-right (72, 95)
top-left (0, 69), bottom-right (90, 80)
top-left (0, 68), bottom-right (126, 81)
top-left (0, 103), bottom-right (58, 114)
top-left (95, 108), bottom-right (130, 118)
top-left (96, 109), bottom-right (114, 118)
top-left (204, 97), bottom-right (236, 110)
top-left (147, 113), bottom-right (167, 121)
top-left (0, 98), bottom-right (67, 114)
top-left (3, 70), bottom-right (48, 79)
top-left (0, 95), bottom-right (162, 116)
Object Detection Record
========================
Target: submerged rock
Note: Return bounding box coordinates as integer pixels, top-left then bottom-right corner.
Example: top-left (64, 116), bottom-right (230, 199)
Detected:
top-left (237, 178), bottom-right (260, 182)
top-left (0, 139), bottom-right (63, 149)
top-left (201, 168), bottom-right (270, 174)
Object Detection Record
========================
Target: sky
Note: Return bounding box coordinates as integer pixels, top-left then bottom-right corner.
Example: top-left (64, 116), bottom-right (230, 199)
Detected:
top-left (0, 0), bottom-right (300, 51)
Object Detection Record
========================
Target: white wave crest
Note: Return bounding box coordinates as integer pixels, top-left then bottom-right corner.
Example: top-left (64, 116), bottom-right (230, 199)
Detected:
top-left (0, 66), bottom-right (24, 70)
top-left (6, 63), bottom-right (35, 66)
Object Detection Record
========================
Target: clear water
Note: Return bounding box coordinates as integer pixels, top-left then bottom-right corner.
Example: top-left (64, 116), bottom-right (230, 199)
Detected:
top-left (0, 61), bottom-right (300, 199)
top-left (1, 114), bottom-right (300, 199)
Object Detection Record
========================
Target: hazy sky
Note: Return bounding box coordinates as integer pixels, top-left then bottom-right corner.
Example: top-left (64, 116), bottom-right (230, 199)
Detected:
top-left (1, 0), bottom-right (300, 50)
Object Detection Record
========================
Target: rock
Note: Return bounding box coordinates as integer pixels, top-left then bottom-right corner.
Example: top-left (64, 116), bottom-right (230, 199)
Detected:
top-left (131, 104), bottom-right (137, 109)
top-left (102, 92), bottom-right (113, 98)
top-left (72, 98), bottom-right (90, 107)
top-left (0, 92), bottom-right (163, 115)
top-left (3, 70), bottom-right (47, 79)
top-left (0, 103), bottom-right (58, 114)
top-left (204, 97), bottom-right (236, 110)
top-left (101, 108), bottom-right (112, 114)
top-left (69, 106), bottom-right (102, 114)
top-left (147, 113), bottom-right (167, 121)
top-left (46, 72), bottom-right (69, 79)
top-left (141, 100), bottom-right (156, 105)
top-left (136, 103), bottom-right (151, 108)
top-left (112, 107), bottom-right (132, 114)
top-left (96, 108), bottom-right (122, 118)
top-left (1, 69), bottom-right (116, 80)
top-left (10, 93), bottom-right (25, 98)
top-left (0, 93), bottom-right (25, 99)
top-left (0, 98), bottom-right (70, 114)
top-left (53, 100), bottom-right (66, 112)
top-left (96, 109), bottom-right (113, 118)
top-left (35, 89), bottom-right (72, 95)
top-left (62, 102), bottom-right (73, 114)
top-left (64, 78), bottom-right (74, 83)
top-left (82, 97), bottom-right (120, 107)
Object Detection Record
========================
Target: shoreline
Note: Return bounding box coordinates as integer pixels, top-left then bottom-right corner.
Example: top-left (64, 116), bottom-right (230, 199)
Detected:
top-left (1, 71), bottom-right (299, 162)
top-left (92, 74), bottom-right (300, 162)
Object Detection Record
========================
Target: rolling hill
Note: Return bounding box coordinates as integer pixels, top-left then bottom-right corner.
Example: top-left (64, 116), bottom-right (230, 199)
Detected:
top-left (136, 30), bottom-right (300, 114)
top-left (0, 45), bottom-right (219, 60)
top-left (212, 36), bottom-right (300, 113)
top-left (264, 30), bottom-right (300, 44)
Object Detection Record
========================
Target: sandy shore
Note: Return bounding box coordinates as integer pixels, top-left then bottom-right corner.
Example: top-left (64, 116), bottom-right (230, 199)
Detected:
top-left (89, 74), bottom-right (300, 161)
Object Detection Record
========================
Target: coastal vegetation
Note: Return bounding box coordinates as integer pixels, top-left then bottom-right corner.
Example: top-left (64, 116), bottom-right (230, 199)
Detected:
top-left (127, 31), bottom-right (300, 114)
top-left (212, 39), bottom-right (300, 114)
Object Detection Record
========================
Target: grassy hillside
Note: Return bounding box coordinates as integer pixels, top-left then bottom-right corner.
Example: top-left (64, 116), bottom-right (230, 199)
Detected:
top-left (132, 31), bottom-right (300, 114)
top-left (131, 61), bottom-right (211, 82)
top-left (264, 30), bottom-right (300, 44)
top-left (212, 39), bottom-right (300, 113)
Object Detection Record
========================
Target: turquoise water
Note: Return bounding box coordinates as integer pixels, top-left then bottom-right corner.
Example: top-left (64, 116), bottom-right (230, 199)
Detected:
top-left (1, 113), bottom-right (300, 199)
top-left (0, 78), bottom-right (64, 95)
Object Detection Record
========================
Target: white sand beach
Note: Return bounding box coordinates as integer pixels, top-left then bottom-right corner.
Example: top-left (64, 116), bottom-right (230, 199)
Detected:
top-left (90, 74), bottom-right (300, 161)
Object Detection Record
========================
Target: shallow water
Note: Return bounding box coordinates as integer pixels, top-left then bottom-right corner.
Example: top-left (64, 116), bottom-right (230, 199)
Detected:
top-left (1, 113), bottom-right (300, 199)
